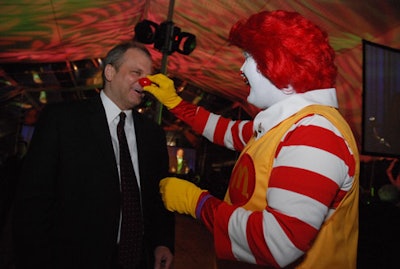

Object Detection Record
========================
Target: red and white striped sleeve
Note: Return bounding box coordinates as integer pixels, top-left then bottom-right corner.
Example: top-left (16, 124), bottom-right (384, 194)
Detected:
top-left (199, 114), bottom-right (357, 267)
top-left (170, 100), bottom-right (254, 151)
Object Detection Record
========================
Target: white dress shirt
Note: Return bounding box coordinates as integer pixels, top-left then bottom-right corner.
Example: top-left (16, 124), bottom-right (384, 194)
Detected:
top-left (100, 90), bottom-right (141, 189)
top-left (100, 91), bottom-right (143, 242)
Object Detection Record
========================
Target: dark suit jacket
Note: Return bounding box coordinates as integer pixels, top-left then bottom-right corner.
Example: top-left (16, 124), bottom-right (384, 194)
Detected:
top-left (13, 95), bottom-right (175, 269)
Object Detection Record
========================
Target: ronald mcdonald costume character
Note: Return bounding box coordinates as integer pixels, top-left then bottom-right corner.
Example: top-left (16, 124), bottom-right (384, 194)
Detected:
top-left (144, 10), bottom-right (359, 269)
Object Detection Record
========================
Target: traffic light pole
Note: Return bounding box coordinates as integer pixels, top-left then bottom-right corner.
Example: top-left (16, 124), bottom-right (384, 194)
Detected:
top-left (155, 0), bottom-right (175, 125)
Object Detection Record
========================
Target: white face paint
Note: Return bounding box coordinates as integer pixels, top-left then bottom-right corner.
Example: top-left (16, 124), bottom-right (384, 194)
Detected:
top-left (240, 53), bottom-right (294, 109)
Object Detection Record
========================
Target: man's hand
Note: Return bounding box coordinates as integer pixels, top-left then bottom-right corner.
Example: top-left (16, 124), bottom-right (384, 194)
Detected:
top-left (154, 246), bottom-right (173, 269)
top-left (159, 177), bottom-right (207, 218)
top-left (143, 74), bottom-right (183, 109)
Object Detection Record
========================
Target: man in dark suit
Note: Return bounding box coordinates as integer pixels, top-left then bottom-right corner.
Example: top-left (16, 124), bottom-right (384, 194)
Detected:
top-left (13, 42), bottom-right (175, 269)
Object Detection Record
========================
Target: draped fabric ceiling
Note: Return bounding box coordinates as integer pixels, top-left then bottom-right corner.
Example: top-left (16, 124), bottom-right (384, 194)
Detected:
top-left (1, 0), bottom-right (400, 150)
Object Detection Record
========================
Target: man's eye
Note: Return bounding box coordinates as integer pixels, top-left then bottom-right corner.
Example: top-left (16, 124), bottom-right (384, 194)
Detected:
top-left (132, 70), bottom-right (142, 76)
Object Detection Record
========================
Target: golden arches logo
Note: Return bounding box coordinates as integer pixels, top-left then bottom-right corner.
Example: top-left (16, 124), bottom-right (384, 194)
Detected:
top-left (229, 153), bottom-right (255, 205)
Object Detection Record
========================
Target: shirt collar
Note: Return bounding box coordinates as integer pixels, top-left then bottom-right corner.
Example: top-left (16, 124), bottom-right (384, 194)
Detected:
top-left (100, 90), bottom-right (133, 124)
top-left (253, 88), bottom-right (338, 137)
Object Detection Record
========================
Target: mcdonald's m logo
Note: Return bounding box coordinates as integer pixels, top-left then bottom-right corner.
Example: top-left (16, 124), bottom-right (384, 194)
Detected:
top-left (229, 153), bottom-right (256, 205)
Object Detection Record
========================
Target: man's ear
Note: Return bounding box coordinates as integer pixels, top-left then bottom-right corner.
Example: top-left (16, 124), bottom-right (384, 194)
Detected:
top-left (104, 64), bottom-right (115, 82)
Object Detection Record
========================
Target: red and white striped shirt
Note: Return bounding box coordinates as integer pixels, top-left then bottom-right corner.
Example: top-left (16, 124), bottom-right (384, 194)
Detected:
top-left (171, 88), bottom-right (357, 267)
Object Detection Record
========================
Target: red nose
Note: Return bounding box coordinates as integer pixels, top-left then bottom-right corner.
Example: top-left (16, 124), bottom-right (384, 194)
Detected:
top-left (138, 78), bottom-right (152, 87)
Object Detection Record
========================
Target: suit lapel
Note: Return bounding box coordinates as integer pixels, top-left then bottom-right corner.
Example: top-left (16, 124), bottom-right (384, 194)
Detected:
top-left (87, 96), bottom-right (119, 178)
top-left (132, 111), bottom-right (148, 188)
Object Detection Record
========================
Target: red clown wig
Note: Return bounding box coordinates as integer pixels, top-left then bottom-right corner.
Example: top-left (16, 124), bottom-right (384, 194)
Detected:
top-left (229, 10), bottom-right (337, 93)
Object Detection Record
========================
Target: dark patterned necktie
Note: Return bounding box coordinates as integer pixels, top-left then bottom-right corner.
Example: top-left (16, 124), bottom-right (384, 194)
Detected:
top-left (117, 112), bottom-right (143, 268)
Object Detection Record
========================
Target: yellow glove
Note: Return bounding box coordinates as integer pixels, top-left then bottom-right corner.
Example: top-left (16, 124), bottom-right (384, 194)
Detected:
top-left (143, 74), bottom-right (183, 109)
top-left (159, 177), bottom-right (207, 218)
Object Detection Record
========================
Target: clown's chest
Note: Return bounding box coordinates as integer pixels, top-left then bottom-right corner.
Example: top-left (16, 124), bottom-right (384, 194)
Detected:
top-left (225, 134), bottom-right (276, 210)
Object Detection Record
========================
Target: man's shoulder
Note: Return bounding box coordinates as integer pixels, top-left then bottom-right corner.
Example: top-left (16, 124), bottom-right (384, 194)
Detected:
top-left (133, 110), bottom-right (163, 129)
top-left (44, 95), bottom-right (101, 112)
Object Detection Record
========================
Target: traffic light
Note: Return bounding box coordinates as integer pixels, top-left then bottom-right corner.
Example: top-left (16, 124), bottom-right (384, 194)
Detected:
top-left (134, 20), bottom-right (196, 55)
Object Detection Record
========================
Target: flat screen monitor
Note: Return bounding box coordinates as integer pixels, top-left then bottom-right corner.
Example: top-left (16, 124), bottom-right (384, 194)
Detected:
top-left (167, 146), bottom-right (196, 176)
top-left (362, 40), bottom-right (400, 157)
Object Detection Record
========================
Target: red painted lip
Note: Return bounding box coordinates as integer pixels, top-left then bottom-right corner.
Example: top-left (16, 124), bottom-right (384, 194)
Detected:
top-left (240, 71), bottom-right (249, 85)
